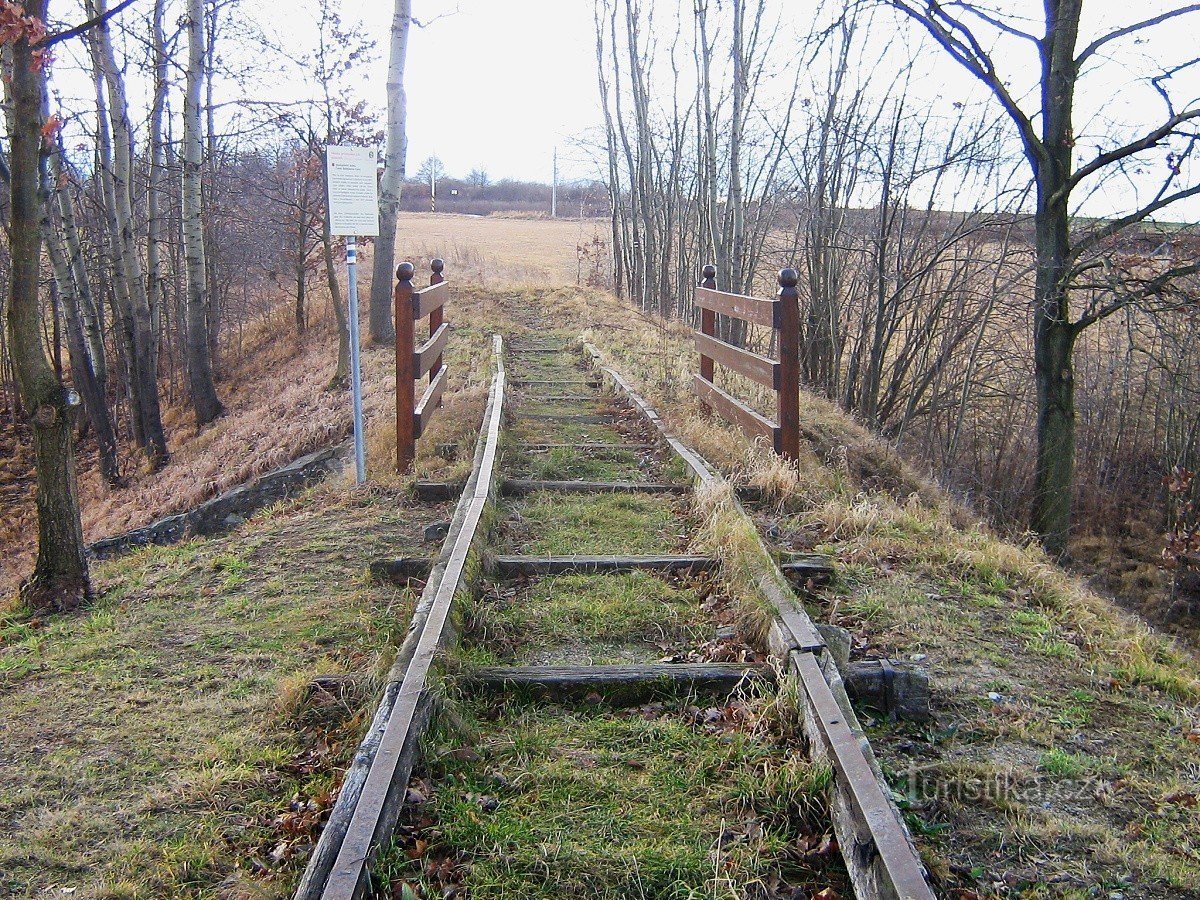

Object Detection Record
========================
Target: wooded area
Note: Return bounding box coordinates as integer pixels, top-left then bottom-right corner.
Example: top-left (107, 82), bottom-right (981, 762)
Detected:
top-left (594, 0), bottom-right (1200, 600)
top-left (2, 0), bottom-right (1199, 619)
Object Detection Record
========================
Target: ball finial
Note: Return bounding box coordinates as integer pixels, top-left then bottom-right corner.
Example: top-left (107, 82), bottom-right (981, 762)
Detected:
top-left (396, 262), bottom-right (415, 281)
top-left (701, 264), bottom-right (716, 280)
top-left (778, 268), bottom-right (799, 289)
top-left (431, 258), bottom-right (445, 274)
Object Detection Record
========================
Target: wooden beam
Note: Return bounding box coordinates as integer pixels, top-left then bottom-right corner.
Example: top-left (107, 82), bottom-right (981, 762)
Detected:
top-left (781, 554), bottom-right (834, 583)
top-left (521, 412), bottom-right (611, 423)
top-left (369, 557), bottom-right (433, 584)
top-left (492, 554), bottom-right (716, 576)
top-left (694, 331), bottom-right (779, 389)
top-left (695, 285), bottom-right (778, 329)
top-left (520, 442), bottom-right (657, 453)
top-left (413, 322), bottom-right (449, 379)
top-left (412, 280), bottom-right (448, 319)
top-left (413, 480), bottom-right (461, 502)
top-left (464, 663), bottom-right (772, 702)
top-left (500, 479), bottom-right (690, 496)
top-left (413, 365), bottom-right (448, 438)
top-left (693, 374), bottom-right (778, 446)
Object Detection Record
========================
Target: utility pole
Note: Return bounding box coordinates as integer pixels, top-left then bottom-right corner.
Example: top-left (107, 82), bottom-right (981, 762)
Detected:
top-left (551, 146), bottom-right (557, 219)
top-left (430, 162), bottom-right (436, 212)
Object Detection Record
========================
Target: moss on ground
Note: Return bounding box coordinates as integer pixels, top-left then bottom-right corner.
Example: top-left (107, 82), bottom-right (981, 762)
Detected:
top-left (497, 492), bottom-right (693, 555)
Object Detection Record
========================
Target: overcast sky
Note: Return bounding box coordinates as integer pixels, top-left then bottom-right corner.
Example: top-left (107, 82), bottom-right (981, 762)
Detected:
top-left (45, 0), bottom-right (1200, 217)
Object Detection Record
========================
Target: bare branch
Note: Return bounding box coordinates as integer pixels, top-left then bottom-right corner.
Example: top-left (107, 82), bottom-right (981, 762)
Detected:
top-left (1074, 260), bottom-right (1200, 331)
top-left (944, 1), bottom-right (1039, 43)
top-left (1074, 182), bottom-right (1200, 258)
top-left (44, 0), bottom-right (139, 48)
top-left (1068, 107), bottom-right (1200, 189)
top-left (1075, 4), bottom-right (1200, 71)
top-left (884, 1), bottom-right (1046, 166)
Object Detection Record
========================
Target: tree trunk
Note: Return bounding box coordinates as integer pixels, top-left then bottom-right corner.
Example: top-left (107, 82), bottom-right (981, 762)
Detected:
top-left (182, 0), bottom-right (224, 426)
top-left (147, 0), bottom-right (168, 378)
top-left (89, 0), bottom-right (169, 466)
top-left (1029, 0), bottom-right (1082, 558)
top-left (369, 0), bottom-right (411, 345)
top-left (4, 0), bottom-right (91, 611)
top-left (44, 146), bottom-right (121, 486)
top-left (324, 218), bottom-right (349, 389)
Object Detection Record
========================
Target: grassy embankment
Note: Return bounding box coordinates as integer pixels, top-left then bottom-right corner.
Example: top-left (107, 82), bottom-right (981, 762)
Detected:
top-left (0, 276), bottom-right (502, 898)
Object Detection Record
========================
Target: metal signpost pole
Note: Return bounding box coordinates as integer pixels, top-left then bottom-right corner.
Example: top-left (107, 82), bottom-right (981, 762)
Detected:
top-left (346, 235), bottom-right (366, 485)
top-left (326, 144), bottom-right (380, 487)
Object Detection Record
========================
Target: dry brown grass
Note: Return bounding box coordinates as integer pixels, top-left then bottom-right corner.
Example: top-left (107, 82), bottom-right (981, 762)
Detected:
top-left (393, 212), bottom-right (610, 287)
top-left (2, 233), bottom-right (513, 598)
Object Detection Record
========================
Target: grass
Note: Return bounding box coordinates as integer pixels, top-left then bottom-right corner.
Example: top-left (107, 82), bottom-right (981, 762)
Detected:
top-left (462, 571), bottom-right (716, 665)
top-left (0, 482), bottom-right (446, 898)
top-left (497, 492), bottom-right (693, 555)
top-left (378, 697), bottom-right (844, 900)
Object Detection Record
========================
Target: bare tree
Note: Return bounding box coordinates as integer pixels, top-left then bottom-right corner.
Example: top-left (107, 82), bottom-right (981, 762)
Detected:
top-left (883, 1), bottom-right (1200, 556)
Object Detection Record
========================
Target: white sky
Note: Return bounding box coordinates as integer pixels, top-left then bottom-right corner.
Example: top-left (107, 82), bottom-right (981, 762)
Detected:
top-left (43, 0), bottom-right (1200, 218)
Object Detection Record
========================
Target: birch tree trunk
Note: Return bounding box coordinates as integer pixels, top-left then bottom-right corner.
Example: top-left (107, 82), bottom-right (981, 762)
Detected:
top-left (4, 0), bottom-right (91, 611)
top-left (89, 0), bottom-right (170, 466)
top-left (369, 0), bottom-right (411, 344)
top-left (44, 142), bottom-right (121, 486)
top-left (183, 0), bottom-right (224, 426)
top-left (147, 0), bottom-right (168, 377)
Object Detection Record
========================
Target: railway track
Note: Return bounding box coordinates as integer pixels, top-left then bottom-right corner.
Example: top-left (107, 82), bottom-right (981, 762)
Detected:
top-left (298, 331), bottom-right (935, 900)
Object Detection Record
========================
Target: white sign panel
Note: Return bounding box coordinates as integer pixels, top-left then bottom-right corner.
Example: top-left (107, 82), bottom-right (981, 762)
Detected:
top-left (326, 145), bottom-right (380, 236)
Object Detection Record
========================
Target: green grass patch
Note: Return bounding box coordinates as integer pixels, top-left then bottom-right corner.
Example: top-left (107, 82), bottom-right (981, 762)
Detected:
top-left (498, 492), bottom-right (691, 555)
top-left (381, 700), bottom-right (841, 899)
top-left (465, 572), bottom-right (714, 663)
top-left (0, 485), bottom-right (435, 898)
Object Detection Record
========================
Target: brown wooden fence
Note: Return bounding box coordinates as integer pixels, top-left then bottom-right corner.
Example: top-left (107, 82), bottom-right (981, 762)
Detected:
top-left (692, 265), bottom-right (799, 461)
top-left (395, 259), bottom-right (449, 473)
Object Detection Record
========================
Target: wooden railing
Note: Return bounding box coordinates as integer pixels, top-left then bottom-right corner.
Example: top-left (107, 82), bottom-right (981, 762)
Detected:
top-left (693, 265), bottom-right (799, 461)
top-left (395, 259), bottom-right (449, 473)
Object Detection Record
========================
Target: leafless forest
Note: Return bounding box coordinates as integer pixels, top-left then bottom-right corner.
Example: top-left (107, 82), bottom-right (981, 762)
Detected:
top-left (593, 0), bottom-right (1200, 619)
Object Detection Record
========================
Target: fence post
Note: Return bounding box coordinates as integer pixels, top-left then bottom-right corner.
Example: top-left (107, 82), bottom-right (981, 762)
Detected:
top-left (776, 267), bottom-right (800, 463)
top-left (395, 261), bottom-right (416, 474)
top-left (429, 259), bottom-right (445, 408)
top-left (699, 264), bottom-right (716, 383)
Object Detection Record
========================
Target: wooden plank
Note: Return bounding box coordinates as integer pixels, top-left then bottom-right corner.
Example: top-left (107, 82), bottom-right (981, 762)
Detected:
top-left (521, 443), bottom-right (657, 454)
top-left (412, 280), bottom-right (448, 319)
top-left (694, 330), bottom-right (780, 389)
top-left (501, 479), bottom-right (690, 496)
top-left (513, 378), bottom-right (599, 387)
top-left (465, 663), bottom-right (772, 701)
top-left (369, 557), bottom-right (433, 583)
top-left (493, 554), bottom-right (716, 576)
top-left (695, 285), bottom-right (777, 329)
top-left (413, 480), bottom-right (461, 502)
top-left (693, 374), bottom-right (778, 446)
top-left (414, 322), bottom-right (449, 379)
top-left (776, 270), bottom-right (800, 460)
top-left (413, 365), bottom-right (448, 438)
top-left (394, 273), bottom-right (415, 474)
top-left (521, 412), bottom-right (611, 423)
top-left (781, 554), bottom-right (834, 583)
